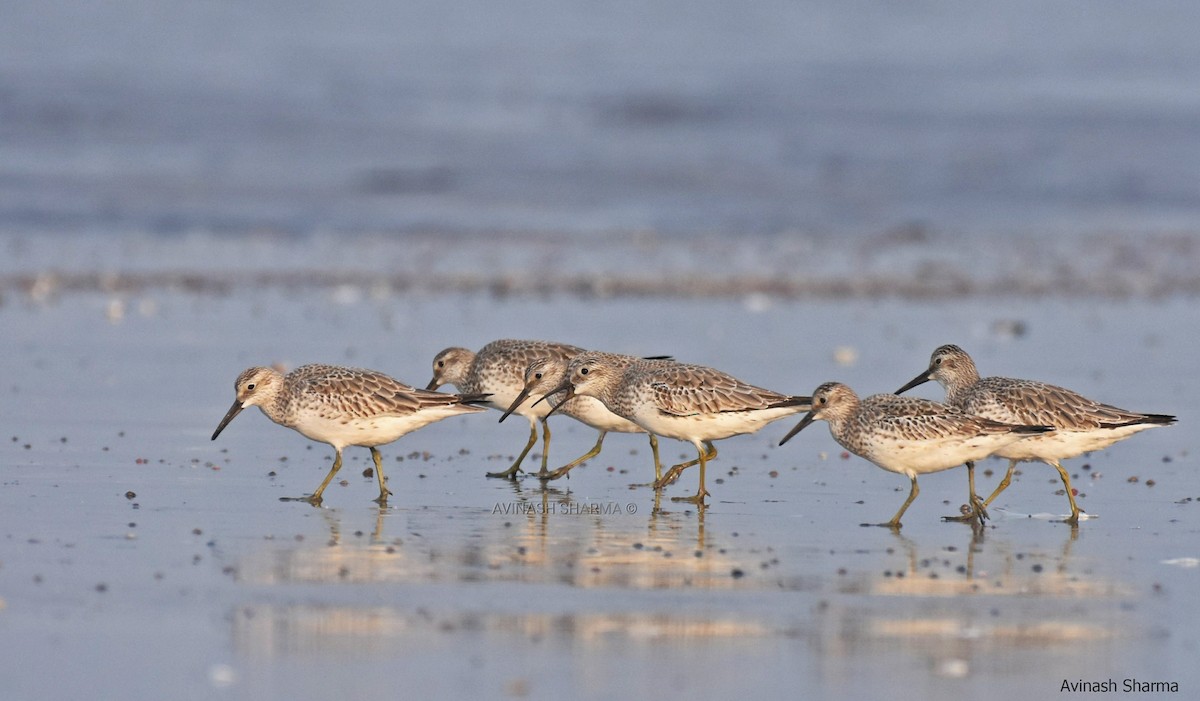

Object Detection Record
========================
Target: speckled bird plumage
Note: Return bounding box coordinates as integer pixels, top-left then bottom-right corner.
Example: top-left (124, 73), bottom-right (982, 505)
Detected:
top-left (562, 352), bottom-right (811, 444)
top-left (515, 353), bottom-right (654, 434)
top-left (427, 339), bottom-right (586, 418)
top-left (505, 352), bottom-right (674, 481)
top-left (426, 338), bottom-right (591, 478)
top-left (895, 344), bottom-right (1176, 523)
top-left (211, 363), bottom-right (487, 504)
top-left (229, 364), bottom-right (486, 448)
top-left (549, 351), bottom-right (810, 502)
top-left (793, 382), bottom-right (1048, 477)
top-left (778, 381), bottom-right (1050, 527)
top-left (899, 344), bottom-right (1176, 461)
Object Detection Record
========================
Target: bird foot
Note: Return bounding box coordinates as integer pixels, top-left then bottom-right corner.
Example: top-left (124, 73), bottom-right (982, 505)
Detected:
top-left (941, 498), bottom-right (989, 525)
top-left (670, 491), bottom-right (709, 505)
top-left (486, 465), bottom-right (524, 479)
top-left (653, 467), bottom-right (685, 490)
top-left (280, 494), bottom-right (324, 507)
top-left (540, 466), bottom-right (574, 481)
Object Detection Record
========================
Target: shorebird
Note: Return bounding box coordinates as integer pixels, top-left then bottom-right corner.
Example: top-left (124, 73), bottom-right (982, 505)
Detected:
top-left (211, 364), bottom-right (488, 505)
top-left (426, 339), bottom-right (585, 479)
top-left (896, 344), bottom-right (1177, 524)
top-left (779, 382), bottom-right (1052, 528)
top-left (542, 352), bottom-right (811, 503)
top-left (500, 353), bottom-right (670, 481)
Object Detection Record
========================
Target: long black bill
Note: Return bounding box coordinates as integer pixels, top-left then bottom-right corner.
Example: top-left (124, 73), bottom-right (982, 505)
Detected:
top-left (778, 411), bottom-right (816, 446)
top-left (534, 379), bottom-right (575, 418)
top-left (424, 378), bottom-right (440, 391)
top-left (543, 391), bottom-right (573, 417)
top-left (530, 378), bottom-right (573, 410)
top-left (211, 400), bottom-right (245, 440)
top-left (895, 368), bottom-right (933, 395)
top-left (499, 385), bottom-right (536, 423)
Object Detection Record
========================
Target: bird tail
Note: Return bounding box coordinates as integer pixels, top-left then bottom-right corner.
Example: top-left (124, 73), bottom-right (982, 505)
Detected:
top-left (1100, 413), bottom-right (1176, 429)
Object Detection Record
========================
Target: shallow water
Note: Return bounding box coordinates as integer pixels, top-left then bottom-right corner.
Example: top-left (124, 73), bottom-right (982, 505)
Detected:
top-left (1, 289), bottom-right (1194, 699)
top-left (4, 3), bottom-right (1198, 696)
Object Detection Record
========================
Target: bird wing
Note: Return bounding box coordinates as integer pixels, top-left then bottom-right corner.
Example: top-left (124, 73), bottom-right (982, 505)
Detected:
top-left (649, 364), bottom-right (792, 416)
top-left (865, 394), bottom-right (1009, 440)
top-left (299, 366), bottom-right (465, 419)
top-left (969, 377), bottom-right (1162, 429)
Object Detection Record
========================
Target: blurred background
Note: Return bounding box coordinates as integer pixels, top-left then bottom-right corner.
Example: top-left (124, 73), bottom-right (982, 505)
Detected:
top-left (3, 1), bottom-right (1198, 248)
top-left (3, 6), bottom-right (1199, 699)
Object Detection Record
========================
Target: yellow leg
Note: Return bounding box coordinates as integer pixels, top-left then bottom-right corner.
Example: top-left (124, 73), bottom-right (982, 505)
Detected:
top-left (648, 434), bottom-right (662, 482)
top-left (654, 442), bottom-right (717, 490)
top-left (281, 449), bottom-right (343, 505)
top-left (1049, 459), bottom-right (1082, 525)
top-left (543, 431), bottom-right (607, 481)
top-left (671, 442), bottom-right (711, 504)
top-left (942, 461), bottom-right (989, 525)
top-left (981, 460), bottom-right (1018, 508)
top-left (487, 419), bottom-right (539, 479)
top-left (537, 419), bottom-right (551, 478)
top-left (867, 474), bottom-right (918, 529)
top-left (371, 447), bottom-right (392, 504)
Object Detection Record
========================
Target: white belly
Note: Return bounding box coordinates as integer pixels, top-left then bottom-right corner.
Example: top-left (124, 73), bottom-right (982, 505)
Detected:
top-left (631, 405), bottom-right (802, 444)
top-left (993, 423), bottom-right (1161, 462)
top-left (561, 396), bottom-right (644, 433)
top-left (290, 407), bottom-right (469, 450)
top-left (861, 433), bottom-right (1030, 477)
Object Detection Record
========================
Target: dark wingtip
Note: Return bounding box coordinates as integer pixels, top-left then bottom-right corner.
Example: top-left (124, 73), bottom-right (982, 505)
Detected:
top-left (1015, 424), bottom-right (1055, 435)
top-left (1100, 413), bottom-right (1177, 429)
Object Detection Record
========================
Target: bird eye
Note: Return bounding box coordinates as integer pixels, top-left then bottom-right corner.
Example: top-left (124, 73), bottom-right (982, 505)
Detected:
top-left (818, 396), bottom-right (827, 405)
top-left (246, 383), bottom-right (256, 391)
top-left (580, 367), bottom-right (589, 375)
top-left (534, 372), bottom-right (543, 380)
top-left (437, 360), bottom-right (445, 368)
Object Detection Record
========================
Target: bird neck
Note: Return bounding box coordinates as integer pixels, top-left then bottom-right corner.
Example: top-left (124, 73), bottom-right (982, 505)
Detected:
top-left (943, 368), bottom-right (980, 404)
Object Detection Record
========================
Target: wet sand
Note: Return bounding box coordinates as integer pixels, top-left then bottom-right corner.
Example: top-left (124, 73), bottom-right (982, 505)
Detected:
top-left (0, 283), bottom-right (1194, 699)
